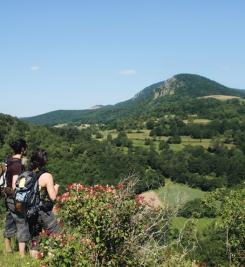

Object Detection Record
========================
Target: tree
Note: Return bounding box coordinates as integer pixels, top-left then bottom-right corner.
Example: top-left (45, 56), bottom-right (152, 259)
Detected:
top-left (167, 135), bottom-right (181, 144)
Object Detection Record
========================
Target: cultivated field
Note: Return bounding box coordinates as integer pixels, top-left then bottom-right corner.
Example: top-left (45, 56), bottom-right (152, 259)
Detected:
top-left (199, 95), bottom-right (240, 101)
top-left (98, 129), bottom-right (212, 151)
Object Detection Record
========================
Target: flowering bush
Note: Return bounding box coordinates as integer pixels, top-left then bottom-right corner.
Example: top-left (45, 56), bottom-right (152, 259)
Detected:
top-left (38, 181), bottom-right (196, 266)
top-left (39, 182), bottom-right (155, 266)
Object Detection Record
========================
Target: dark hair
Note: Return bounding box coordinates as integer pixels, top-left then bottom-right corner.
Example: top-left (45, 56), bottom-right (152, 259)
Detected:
top-left (30, 148), bottom-right (47, 170)
top-left (10, 139), bottom-right (27, 154)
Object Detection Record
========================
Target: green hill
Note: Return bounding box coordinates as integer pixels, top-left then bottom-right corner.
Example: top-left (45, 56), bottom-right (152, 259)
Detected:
top-left (22, 73), bottom-right (245, 126)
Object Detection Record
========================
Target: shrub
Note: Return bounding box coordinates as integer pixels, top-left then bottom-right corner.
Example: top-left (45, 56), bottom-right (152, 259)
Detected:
top-left (39, 180), bottom-right (195, 266)
top-left (179, 198), bottom-right (217, 218)
top-left (95, 132), bottom-right (103, 139)
top-left (39, 182), bottom-right (155, 266)
top-left (167, 135), bottom-right (181, 144)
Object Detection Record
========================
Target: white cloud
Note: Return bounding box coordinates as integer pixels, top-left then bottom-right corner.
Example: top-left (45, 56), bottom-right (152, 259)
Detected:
top-left (119, 69), bottom-right (136, 76)
top-left (30, 65), bottom-right (40, 71)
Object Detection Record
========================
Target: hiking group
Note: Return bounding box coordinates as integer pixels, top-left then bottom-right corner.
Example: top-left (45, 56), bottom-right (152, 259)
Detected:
top-left (0, 139), bottom-right (60, 258)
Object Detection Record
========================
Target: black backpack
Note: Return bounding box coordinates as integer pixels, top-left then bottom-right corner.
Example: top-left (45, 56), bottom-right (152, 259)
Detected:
top-left (14, 170), bottom-right (45, 217)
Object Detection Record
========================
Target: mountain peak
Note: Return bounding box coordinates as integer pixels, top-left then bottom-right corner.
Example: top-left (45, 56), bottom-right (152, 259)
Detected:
top-left (134, 73), bottom-right (240, 101)
top-left (22, 73), bottom-right (245, 126)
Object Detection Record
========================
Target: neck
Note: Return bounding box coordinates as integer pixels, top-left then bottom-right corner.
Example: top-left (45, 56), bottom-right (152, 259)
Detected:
top-left (12, 154), bottom-right (22, 159)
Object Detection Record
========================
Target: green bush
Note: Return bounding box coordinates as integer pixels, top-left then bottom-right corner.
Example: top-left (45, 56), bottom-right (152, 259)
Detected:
top-left (38, 181), bottom-right (196, 266)
top-left (167, 135), bottom-right (181, 144)
top-left (179, 198), bottom-right (217, 218)
top-left (39, 183), bottom-right (153, 266)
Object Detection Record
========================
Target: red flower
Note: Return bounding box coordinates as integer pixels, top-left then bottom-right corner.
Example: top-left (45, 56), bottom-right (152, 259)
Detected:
top-left (116, 183), bottom-right (124, 190)
top-left (135, 195), bottom-right (145, 205)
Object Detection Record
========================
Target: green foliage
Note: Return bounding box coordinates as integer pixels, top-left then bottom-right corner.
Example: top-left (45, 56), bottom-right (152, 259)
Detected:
top-left (196, 224), bottom-right (227, 267)
top-left (167, 135), bottom-right (181, 144)
top-left (39, 183), bottom-right (175, 266)
top-left (113, 131), bottom-right (132, 147)
top-left (202, 188), bottom-right (245, 266)
top-left (159, 140), bottom-right (170, 150)
top-left (178, 198), bottom-right (217, 218)
top-left (95, 131), bottom-right (103, 139)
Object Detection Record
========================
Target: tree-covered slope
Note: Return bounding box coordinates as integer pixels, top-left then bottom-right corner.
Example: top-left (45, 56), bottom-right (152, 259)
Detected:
top-left (22, 73), bottom-right (245, 125)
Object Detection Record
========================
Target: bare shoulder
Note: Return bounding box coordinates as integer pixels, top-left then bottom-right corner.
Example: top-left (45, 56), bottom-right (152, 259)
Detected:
top-left (39, 172), bottom-right (54, 186)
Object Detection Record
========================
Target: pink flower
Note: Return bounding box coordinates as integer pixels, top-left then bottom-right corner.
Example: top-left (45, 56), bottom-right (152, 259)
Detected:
top-left (135, 195), bottom-right (145, 205)
top-left (116, 183), bottom-right (124, 190)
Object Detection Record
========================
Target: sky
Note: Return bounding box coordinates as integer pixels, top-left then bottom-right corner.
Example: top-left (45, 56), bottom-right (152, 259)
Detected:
top-left (1, 0), bottom-right (245, 117)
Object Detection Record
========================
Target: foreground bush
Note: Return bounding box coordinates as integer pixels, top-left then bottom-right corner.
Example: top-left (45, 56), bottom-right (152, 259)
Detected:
top-left (38, 180), bottom-right (196, 266)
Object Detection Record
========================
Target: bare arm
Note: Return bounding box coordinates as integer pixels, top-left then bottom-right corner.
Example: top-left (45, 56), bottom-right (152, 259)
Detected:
top-left (12, 175), bottom-right (18, 190)
top-left (44, 173), bottom-right (59, 201)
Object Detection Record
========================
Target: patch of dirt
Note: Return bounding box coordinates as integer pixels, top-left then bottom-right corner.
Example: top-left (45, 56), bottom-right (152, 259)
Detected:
top-left (140, 191), bottom-right (162, 208)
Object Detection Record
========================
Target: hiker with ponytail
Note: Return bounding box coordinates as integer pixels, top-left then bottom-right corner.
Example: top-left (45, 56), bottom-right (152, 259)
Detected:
top-left (28, 148), bottom-right (60, 258)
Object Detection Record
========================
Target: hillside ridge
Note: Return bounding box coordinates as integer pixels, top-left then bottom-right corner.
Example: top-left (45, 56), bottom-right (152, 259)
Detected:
top-left (22, 73), bottom-right (245, 125)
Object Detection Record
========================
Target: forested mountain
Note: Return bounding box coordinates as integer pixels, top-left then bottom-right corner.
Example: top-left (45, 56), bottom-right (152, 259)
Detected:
top-left (1, 101), bottom-right (245, 266)
top-left (22, 73), bottom-right (245, 126)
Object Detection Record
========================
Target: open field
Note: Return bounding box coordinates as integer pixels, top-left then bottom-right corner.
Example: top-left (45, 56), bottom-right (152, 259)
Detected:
top-left (155, 179), bottom-right (206, 208)
top-left (199, 95), bottom-right (240, 101)
top-left (143, 180), bottom-right (213, 232)
top-left (154, 180), bottom-right (212, 232)
top-left (98, 129), bottom-right (213, 151)
top-left (131, 134), bottom-right (212, 151)
top-left (183, 118), bottom-right (211, 125)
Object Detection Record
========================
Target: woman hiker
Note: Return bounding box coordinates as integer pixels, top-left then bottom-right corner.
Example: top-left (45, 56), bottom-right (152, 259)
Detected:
top-left (28, 148), bottom-right (60, 258)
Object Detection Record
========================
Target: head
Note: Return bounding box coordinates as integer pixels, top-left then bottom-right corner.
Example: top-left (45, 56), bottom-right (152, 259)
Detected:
top-left (30, 148), bottom-right (47, 170)
top-left (10, 139), bottom-right (27, 155)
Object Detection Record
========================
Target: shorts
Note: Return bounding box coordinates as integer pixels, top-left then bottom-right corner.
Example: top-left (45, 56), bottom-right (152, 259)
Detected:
top-left (4, 197), bottom-right (30, 242)
top-left (29, 210), bottom-right (60, 250)
top-left (3, 210), bottom-right (16, 239)
top-left (11, 212), bottom-right (30, 242)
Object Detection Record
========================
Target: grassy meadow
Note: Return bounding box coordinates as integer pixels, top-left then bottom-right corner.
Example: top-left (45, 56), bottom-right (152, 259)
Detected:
top-left (155, 179), bottom-right (206, 208)
top-left (0, 229), bottom-right (39, 267)
top-left (97, 129), bottom-right (213, 151)
top-left (152, 180), bottom-right (213, 233)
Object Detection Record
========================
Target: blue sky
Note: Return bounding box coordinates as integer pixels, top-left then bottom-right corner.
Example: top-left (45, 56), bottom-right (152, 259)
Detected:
top-left (1, 0), bottom-right (245, 117)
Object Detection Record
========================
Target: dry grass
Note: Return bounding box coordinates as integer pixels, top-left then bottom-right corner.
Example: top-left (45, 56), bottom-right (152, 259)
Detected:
top-left (183, 119), bottom-right (211, 125)
top-left (199, 95), bottom-right (240, 101)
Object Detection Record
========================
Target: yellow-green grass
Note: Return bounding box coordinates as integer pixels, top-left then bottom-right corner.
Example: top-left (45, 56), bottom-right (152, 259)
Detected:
top-left (172, 216), bottom-right (214, 232)
top-left (0, 229), bottom-right (40, 267)
top-left (97, 130), bottom-right (235, 151)
top-left (199, 95), bottom-right (240, 101)
top-left (183, 119), bottom-right (211, 125)
top-left (154, 181), bottom-right (212, 232)
top-left (155, 180), bottom-right (206, 208)
top-left (131, 136), bottom-right (211, 151)
top-left (129, 131), bottom-right (212, 148)
top-left (126, 130), bottom-right (151, 140)
top-left (99, 129), bottom-right (118, 139)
